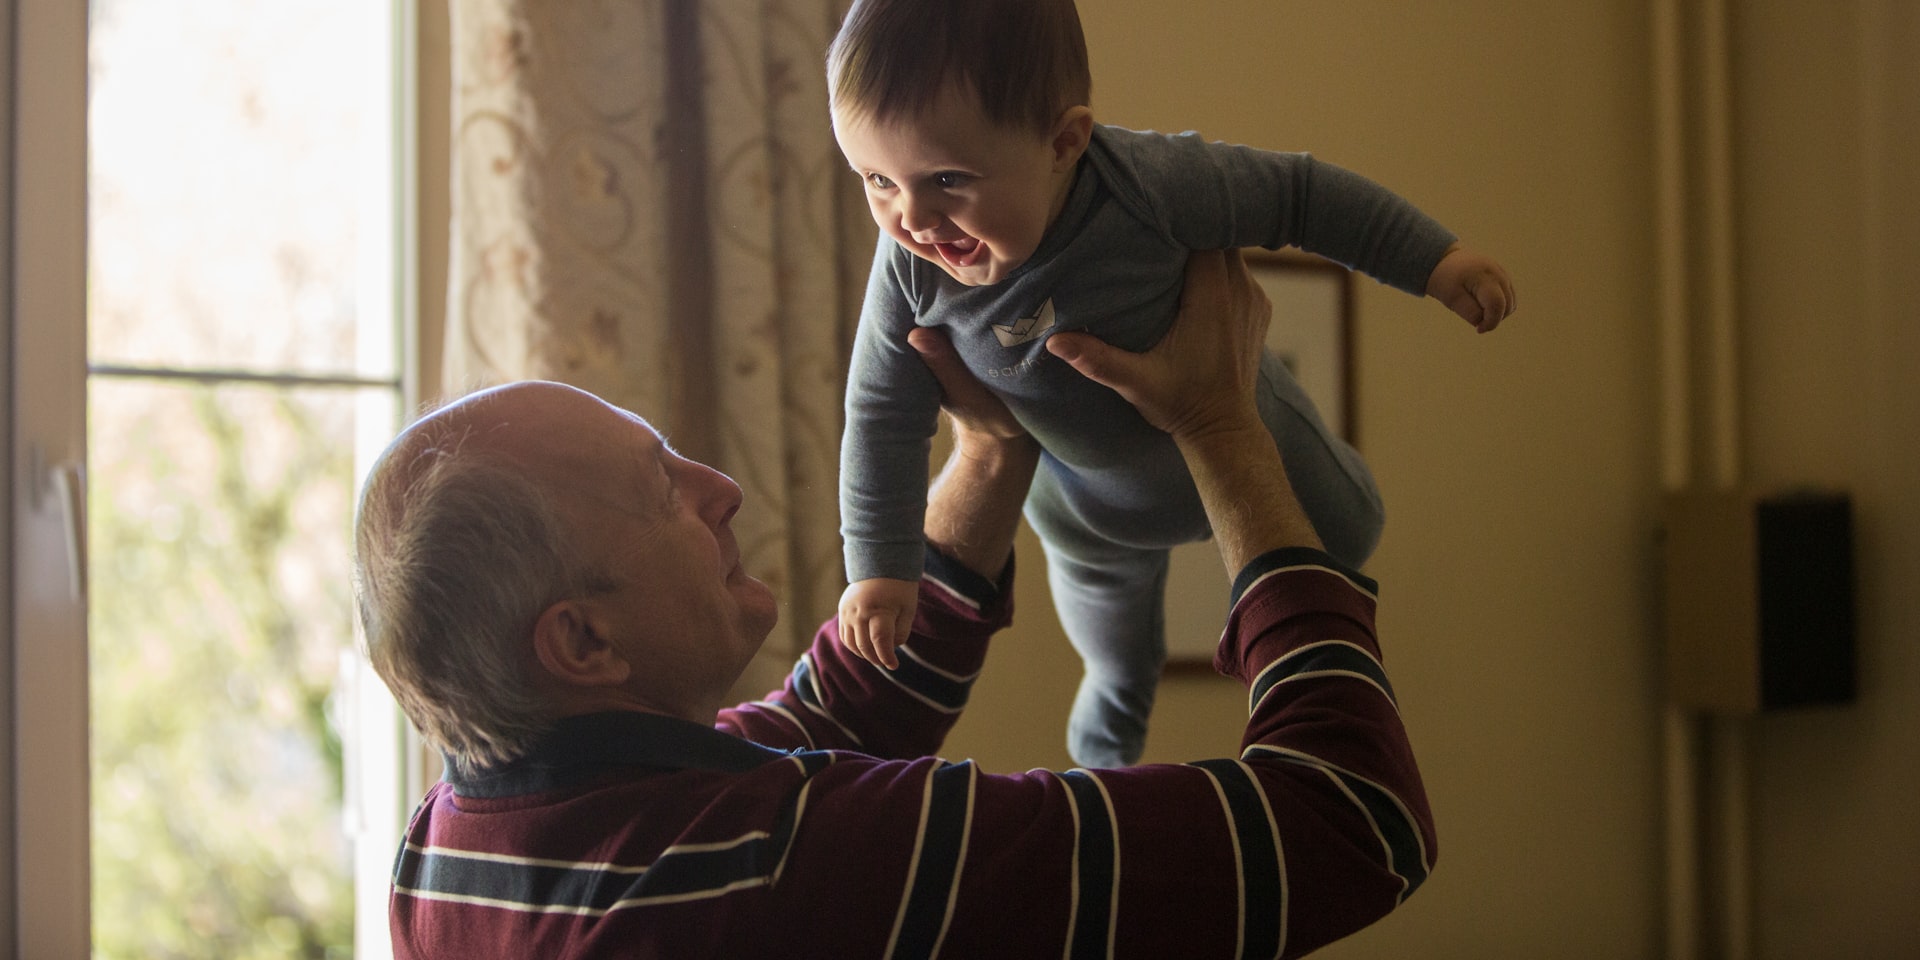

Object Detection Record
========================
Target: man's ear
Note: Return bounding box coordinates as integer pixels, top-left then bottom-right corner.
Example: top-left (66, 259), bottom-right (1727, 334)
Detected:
top-left (531, 599), bottom-right (632, 688)
top-left (1049, 105), bottom-right (1095, 172)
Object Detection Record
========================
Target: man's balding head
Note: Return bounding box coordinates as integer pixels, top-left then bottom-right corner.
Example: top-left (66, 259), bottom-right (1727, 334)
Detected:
top-left (353, 384), bottom-right (612, 774)
top-left (353, 382), bottom-right (775, 774)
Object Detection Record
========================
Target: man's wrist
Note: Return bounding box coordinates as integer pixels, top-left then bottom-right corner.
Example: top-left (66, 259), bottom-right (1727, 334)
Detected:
top-left (1174, 415), bottom-right (1324, 574)
top-left (948, 422), bottom-right (1039, 470)
top-left (1169, 412), bottom-right (1270, 462)
top-left (925, 428), bottom-right (1038, 581)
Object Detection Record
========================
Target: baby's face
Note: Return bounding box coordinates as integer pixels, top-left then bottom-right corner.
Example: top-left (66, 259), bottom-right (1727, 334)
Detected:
top-left (833, 88), bottom-right (1079, 287)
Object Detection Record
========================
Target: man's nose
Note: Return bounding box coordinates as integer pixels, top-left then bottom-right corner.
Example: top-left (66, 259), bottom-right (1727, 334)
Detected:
top-left (692, 460), bottom-right (744, 527)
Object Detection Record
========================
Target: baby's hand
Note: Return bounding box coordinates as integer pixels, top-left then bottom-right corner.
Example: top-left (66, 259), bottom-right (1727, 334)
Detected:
top-left (1426, 245), bottom-right (1517, 334)
top-left (838, 577), bottom-right (919, 670)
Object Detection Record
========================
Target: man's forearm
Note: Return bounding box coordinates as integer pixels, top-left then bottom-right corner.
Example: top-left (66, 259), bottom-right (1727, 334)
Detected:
top-left (923, 429), bottom-right (1040, 580)
top-left (1174, 414), bottom-right (1324, 576)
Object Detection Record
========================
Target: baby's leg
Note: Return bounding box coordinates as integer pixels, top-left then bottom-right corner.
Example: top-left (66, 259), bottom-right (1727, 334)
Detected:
top-left (1044, 539), bottom-right (1171, 769)
top-left (1027, 468), bottom-right (1178, 768)
top-left (1256, 351), bottom-right (1384, 567)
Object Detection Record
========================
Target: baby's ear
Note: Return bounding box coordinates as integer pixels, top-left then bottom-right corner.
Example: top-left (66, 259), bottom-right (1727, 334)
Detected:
top-left (1049, 105), bottom-right (1095, 171)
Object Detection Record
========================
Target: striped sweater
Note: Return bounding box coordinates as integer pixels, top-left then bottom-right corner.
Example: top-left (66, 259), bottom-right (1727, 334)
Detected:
top-left (389, 546), bottom-right (1434, 959)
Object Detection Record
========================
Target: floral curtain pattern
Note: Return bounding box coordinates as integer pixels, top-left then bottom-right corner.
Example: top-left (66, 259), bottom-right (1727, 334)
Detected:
top-left (443, 0), bottom-right (865, 683)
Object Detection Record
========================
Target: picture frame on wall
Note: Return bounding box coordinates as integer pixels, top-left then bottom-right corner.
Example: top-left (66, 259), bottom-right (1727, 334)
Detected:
top-left (1162, 250), bottom-right (1356, 669)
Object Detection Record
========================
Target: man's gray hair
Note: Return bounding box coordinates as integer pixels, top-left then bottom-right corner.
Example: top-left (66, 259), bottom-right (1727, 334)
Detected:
top-left (352, 420), bottom-right (608, 778)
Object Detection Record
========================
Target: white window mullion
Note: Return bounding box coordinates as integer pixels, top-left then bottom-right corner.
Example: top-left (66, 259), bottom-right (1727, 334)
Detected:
top-left (348, 2), bottom-right (418, 958)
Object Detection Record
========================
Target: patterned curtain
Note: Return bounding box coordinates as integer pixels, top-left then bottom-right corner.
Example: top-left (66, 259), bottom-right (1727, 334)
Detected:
top-left (442, 0), bottom-right (867, 691)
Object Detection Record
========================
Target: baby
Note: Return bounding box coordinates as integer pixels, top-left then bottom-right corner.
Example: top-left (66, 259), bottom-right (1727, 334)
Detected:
top-left (829, 0), bottom-right (1514, 767)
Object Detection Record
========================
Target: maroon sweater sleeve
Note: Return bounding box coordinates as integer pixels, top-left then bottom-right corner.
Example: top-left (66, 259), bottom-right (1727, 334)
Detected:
top-left (736, 546), bottom-right (1433, 960)
top-left (717, 549), bottom-right (1014, 759)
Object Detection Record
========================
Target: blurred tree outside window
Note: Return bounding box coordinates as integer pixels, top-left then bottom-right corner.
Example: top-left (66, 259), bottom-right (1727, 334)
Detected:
top-left (86, 0), bottom-right (403, 956)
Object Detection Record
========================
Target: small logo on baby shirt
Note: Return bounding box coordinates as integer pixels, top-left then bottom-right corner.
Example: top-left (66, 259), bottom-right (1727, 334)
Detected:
top-left (992, 299), bottom-right (1056, 348)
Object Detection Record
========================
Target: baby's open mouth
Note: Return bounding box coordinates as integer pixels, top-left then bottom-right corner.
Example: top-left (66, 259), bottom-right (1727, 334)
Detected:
top-left (933, 236), bottom-right (984, 269)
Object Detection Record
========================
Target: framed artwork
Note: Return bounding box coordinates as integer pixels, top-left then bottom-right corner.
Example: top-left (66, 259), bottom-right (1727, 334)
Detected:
top-left (1162, 250), bottom-right (1355, 670)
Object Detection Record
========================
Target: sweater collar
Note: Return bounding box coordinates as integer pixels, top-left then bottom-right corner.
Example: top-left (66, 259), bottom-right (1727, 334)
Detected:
top-left (448, 710), bottom-right (789, 799)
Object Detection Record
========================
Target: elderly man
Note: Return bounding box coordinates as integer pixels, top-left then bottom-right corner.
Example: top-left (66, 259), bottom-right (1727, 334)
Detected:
top-left (355, 251), bottom-right (1434, 959)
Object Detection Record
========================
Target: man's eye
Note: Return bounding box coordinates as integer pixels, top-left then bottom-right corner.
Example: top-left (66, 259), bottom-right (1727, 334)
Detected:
top-left (866, 172), bottom-right (895, 190)
top-left (934, 172), bottom-right (966, 189)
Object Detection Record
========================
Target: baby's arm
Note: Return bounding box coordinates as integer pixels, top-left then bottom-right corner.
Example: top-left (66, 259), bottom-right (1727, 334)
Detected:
top-left (1130, 131), bottom-right (1518, 332)
top-left (1426, 243), bottom-right (1518, 333)
top-left (839, 325), bottom-right (1038, 672)
top-left (839, 243), bottom-right (945, 667)
top-left (838, 577), bottom-right (919, 670)
top-left (1232, 153), bottom-right (1518, 334)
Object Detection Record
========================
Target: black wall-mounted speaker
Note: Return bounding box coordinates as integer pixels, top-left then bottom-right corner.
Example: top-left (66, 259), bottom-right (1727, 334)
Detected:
top-left (1663, 488), bottom-right (1855, 714)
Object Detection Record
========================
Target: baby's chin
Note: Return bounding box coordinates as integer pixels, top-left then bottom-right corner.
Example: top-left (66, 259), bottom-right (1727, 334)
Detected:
top-left (916, 248), bottom-right (1019, 287)
top-left (940, 265), bottom-right (993, 287)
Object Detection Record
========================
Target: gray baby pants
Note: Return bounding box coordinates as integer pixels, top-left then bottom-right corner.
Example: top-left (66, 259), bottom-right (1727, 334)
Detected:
top-left (1024, 351), bottom-right (1382, 767)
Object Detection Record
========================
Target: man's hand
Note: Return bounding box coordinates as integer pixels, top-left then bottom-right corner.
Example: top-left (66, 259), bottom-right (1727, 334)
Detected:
top-left (1426, 245), bottom-right (1516, 334)
top-left (839, 577), bottom-right (919, 670)
top-left (1044, 249), bottom-right (1322, 573)
top-left (908, 326), bottom-right (1030, 445)
top-left (910, 326), bottom-right (1040, 580)
top-left (1044, 249), bottom-right (1271, 442)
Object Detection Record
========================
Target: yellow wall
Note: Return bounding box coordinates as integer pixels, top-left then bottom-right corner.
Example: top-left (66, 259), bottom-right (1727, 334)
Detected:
top-left (1733, 3), bottom-right (1920, 957)
top-left (408, 1), bottom-right (1916, 954)
top-left (934, 2), bottom-right (1920, 958)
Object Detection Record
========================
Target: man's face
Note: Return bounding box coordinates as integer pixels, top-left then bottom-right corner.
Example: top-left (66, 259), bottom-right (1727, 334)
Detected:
top-left (833, 87), bottom-right (1078, 287)
top-left (508, 384), bottom-right (778, 720)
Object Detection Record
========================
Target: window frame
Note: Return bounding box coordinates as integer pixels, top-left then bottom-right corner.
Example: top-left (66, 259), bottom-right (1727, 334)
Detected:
top-left (6, 1), bottom-right (424, 954)
top-left (8, 0), bottom-right (91, 953)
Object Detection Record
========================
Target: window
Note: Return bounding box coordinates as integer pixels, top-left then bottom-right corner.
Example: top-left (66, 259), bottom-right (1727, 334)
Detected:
top-left (11, 0), bottom-right (417, 955)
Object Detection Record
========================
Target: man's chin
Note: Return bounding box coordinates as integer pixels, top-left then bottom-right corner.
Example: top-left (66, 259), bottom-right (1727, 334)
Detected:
top-left (736, 577), bottom-right (779, 635)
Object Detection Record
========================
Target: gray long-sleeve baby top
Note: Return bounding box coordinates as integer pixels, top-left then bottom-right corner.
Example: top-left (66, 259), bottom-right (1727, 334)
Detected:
top-left (839, 124), bottom-right (1457, 583)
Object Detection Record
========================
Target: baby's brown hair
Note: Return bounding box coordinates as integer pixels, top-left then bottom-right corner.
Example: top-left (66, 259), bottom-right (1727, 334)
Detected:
top-left (827, 0), bottom-right (1092, 134)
